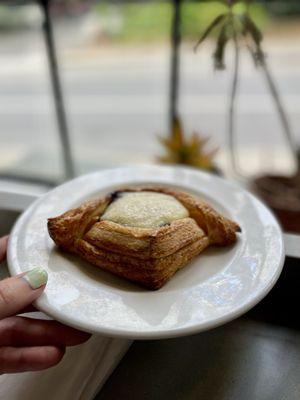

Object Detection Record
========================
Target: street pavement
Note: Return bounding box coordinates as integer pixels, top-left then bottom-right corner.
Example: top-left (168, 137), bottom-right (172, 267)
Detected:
top-left (0, 25), bottom-right (299, 181)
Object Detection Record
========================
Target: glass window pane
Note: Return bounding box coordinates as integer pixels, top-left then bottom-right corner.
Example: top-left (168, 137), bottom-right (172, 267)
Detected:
top-left (0, 4), bottom-right (64, 183)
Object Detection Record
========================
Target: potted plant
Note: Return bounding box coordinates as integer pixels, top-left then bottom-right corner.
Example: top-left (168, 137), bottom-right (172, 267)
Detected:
top-left (160, 0), bottom-right (300, 232)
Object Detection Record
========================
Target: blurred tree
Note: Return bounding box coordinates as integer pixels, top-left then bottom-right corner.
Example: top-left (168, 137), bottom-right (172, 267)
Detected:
top-left (194, 0), bottom-right (297, 175)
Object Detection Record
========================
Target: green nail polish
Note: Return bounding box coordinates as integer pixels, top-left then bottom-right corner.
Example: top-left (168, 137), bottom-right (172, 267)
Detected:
top-left (23, 267), bottom-right (48, 289)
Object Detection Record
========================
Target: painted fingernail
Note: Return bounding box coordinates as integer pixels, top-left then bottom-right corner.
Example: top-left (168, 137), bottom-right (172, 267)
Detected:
top-left (23, 267), bottom-right (48, 289)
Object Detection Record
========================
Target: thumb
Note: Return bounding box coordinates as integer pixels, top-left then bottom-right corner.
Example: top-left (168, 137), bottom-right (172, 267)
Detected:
top-left (0, 268), bottom-right (48, 320)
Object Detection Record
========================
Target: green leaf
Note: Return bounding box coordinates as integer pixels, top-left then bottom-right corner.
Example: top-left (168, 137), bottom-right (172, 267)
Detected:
top-left (242, 14), bottom-right (263, 46)
top-left (194, 13), bottom-right (227, 52)
top-left (213, 22), bottom-right (229, 70)
top-left (241, 14), bottom-right (265, 67)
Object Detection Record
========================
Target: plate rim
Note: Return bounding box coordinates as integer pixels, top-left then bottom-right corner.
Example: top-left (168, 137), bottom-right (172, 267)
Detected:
top-left (7, 165), bottom-right (285, 339)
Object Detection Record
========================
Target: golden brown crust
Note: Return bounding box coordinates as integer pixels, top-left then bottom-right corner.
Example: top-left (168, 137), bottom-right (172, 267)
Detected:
top-left (47, 186), bottom-right (240, 289)
top-left (84, 217), bottom-right (205, 259)
top-left (76, 235), bottom-right (210, 290)
top-left (47, 196), bottom-right (110, 251)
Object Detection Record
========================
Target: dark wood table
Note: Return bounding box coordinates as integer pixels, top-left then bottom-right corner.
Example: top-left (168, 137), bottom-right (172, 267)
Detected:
top-left (96, 256), bottom-right (300, 400)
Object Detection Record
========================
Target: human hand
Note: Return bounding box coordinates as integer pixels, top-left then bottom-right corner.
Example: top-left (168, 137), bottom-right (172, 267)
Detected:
top-left (0, 236), bottom-right (90, 374)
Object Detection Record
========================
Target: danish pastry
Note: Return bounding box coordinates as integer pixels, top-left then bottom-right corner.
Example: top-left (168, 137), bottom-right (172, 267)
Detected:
top-left (48, 186), bottom-right (240, 289)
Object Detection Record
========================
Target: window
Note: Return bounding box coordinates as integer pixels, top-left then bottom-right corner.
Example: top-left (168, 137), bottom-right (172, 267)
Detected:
top-left (0, 0), bottom-right (299, 184)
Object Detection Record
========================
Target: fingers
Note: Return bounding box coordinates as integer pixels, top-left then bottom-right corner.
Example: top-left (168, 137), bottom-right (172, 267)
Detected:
top-left (0, 236), bottom-right (8, 263)
top-left (0, 268), bottom-right (48, 319)
top-left (18, 304), bottom-right (37, 314)
top-left (0, 345), bottom-right (65, 374)
top-left (0, 316), bottom-right (91, 347)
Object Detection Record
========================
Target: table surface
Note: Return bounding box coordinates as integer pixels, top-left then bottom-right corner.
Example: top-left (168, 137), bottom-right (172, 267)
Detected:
top-left (96, 256), bottom-right (300, 400)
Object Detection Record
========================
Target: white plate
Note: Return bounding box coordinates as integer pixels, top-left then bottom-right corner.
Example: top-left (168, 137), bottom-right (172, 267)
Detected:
top-left (7, 166), bottom-right (284, 339)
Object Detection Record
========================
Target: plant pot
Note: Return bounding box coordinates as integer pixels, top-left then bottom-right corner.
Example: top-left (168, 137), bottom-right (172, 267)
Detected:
top-left (251, 174), bottom-right (300, 234)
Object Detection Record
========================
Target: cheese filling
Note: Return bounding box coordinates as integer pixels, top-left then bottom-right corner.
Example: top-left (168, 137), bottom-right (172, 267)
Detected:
top-left (101, 191), bottom-right (189, 229)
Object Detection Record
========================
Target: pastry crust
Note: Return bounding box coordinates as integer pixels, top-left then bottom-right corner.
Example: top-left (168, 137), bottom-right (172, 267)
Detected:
top-left (84, 217), bottom-right (205, 259)
top-left (77, 235), bottom-right (210, 290)
top-left (48, 186), bottom-right (240, 289)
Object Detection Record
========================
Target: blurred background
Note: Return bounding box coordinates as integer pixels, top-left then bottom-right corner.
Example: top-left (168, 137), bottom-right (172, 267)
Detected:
top-left (0, 0), bottom-right (299, 184)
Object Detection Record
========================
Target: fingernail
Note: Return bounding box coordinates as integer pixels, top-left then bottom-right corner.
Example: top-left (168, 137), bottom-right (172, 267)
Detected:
top-left (23, 267), bottom-right (48, 289)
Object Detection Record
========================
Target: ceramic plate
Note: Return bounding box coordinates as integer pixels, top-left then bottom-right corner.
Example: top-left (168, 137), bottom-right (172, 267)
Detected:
top-left (7, 166), bottom-right (284, 339)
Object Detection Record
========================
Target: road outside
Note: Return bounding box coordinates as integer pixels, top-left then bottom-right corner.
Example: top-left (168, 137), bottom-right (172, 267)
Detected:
top-left (0, 13), bottom-right (299, 182)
